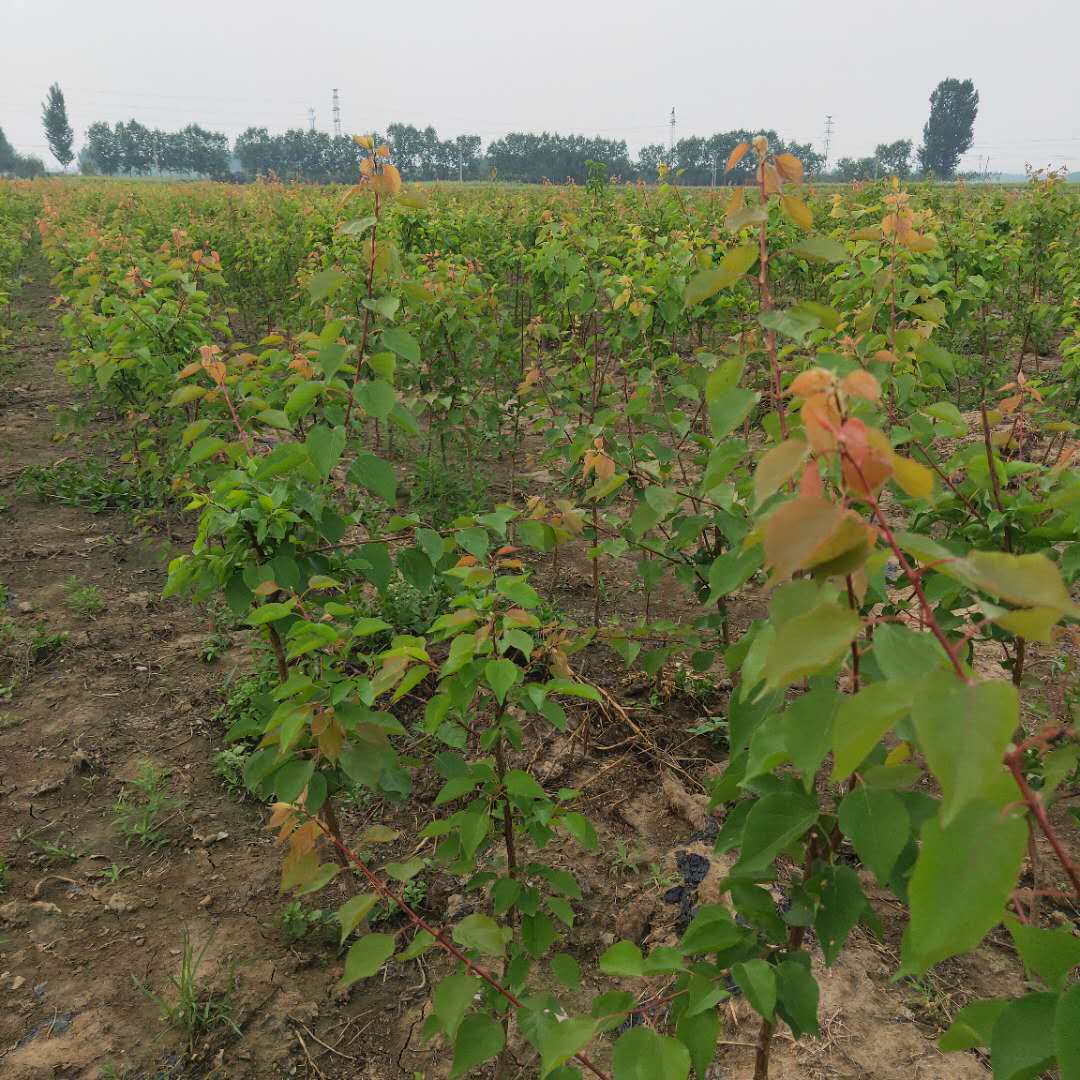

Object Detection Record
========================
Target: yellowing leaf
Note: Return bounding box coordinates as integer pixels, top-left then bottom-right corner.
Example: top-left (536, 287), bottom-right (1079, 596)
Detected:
top-left (991, 606), bottom-right (1062, 642)
top-left (890, 454), bottom-right (934, 500)
top-left (754, 438), bottom-right (808, 507)
top-left (782, 195), bottom-right (813, 230)
top-left (774, 152), bottom-right (804, 185)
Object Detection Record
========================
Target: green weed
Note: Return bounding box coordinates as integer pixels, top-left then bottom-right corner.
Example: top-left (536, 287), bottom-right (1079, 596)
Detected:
top-left (65, 576), bottom-right (104, 618)
top-left (113, 763), bottom-right (179, 848)
top-left (135, 933), bottom-right (239, 1050)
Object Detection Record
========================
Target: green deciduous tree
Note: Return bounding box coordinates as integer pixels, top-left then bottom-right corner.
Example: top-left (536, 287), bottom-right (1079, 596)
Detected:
top-left (917, 78), bottom-right (978, 179)
top-left (41, 83), bottom-right (74, 169)
top-left (874, 139), bottom-right (913, 179)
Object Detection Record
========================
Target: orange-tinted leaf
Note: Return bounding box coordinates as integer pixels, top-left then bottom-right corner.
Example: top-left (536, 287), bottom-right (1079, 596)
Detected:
top-left (841, 420), bottom-right (893, 498)
top-left (790, 367), bottom-right (834, 398)
top-left (774, 152), bottom-right (804, 185)
top-left (763, 163), bottom-right (782, 196)
top-left (843, 369), bottom-right (881, 402)
top-left (763, 496), bottom-right (845, 580)
top-left (725, 142), bottom-right (750, 173)
top-left (801, 391), bottom-right (842, 453)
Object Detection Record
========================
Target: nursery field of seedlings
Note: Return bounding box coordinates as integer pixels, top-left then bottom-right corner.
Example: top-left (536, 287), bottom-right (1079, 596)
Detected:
top-left (0, 147), bottom-right (1078, 1080)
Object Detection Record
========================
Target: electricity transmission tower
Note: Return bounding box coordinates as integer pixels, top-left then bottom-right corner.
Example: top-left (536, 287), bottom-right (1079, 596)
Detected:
top-left (668, 107), bottom-right (676, 162)
top-left (823, 115), bottom-right (834, 171)
top-left (308, 107), bottom-right (316, 132)
top-left (332, 89), bottom-right (342, 138)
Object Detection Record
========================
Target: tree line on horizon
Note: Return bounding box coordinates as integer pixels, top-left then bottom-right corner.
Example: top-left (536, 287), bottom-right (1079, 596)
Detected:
top-left (3, 78), bottom-right (985, 185)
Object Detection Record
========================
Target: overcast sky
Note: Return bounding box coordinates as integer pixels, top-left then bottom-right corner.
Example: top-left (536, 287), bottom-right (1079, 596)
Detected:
top-left (3, 0), bottom-right (1078, 174)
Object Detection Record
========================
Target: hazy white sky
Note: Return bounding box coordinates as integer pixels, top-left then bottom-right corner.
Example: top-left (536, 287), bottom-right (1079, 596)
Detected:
top-left (3, 0), bottom-right (1078, 173)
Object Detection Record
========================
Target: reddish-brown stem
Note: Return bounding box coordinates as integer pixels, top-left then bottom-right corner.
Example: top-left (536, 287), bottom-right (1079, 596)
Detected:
top-left (1004, 748), bottom-right (1080, 899)
top-left (911, 442), bottom-right (988, 528)
top-left (310, 818), bottom-right (613, 1080)
top-left (343, 188), bottom-right (381, 430)
top-left (844, 453), bottom-right (970, 683)
top-left (757, 162), bottom-right (787, 439)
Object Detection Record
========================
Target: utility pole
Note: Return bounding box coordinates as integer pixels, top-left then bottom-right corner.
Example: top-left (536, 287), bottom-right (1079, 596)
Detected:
top-left (332, 89), bottom-right (342, 138)
top-left (823, 114), bottom-right (834, 172)
top-left (711, 153), bottom-right (717, 188)
top-left (668, 107), bottom-right (676, 164)
top-left (458, 138), bottom-right (463, 183)
top-left (307, 107), bottom-right (316, 132)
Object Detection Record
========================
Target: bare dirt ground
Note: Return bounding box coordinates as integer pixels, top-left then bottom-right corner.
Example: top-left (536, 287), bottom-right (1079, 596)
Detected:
top-left (0, 260), bottom-right (1072, 1079)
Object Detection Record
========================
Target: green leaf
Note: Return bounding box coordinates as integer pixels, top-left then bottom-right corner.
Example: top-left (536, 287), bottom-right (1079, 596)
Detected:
top-left (434, 972), bottom-right (481, 1040)
top-left (317, 341), bottom-right (349, 380)
top-left (705, 546), bottom-right (761, 603)
top-left (1055, 981), bottom-right (1080, 1079)
top-left (363, 295), bottom-right (400, 321)
top-left (284, 380), bottom-right (323, 421)
top-left (380, 327), bottom-right (421, 364)
top-left (776, 959), bottom-right (819, 1038)
top-left (496, 575), bottom-right (540, 608)
top-left (308, 267), bottom-right (348, 302)
top-left (872, 623), bottom-right (951, 681)
top-left (763, 601), bottom-right (860, 692)
top-left (385, 856), bottom-right (426, 881)
top-left (759, 306), bottom-right (820, 343)
top-left (560, 812), bottom-right (599, 851)
top-left (450, 1013), bottom-right (505, 1077)
top-left (499, 771), bottom-right (543, 802)
top-left (339, 933), bottom-right (395, 988)
top-left (599, 941), bottom-right (644, 977)
top-left (990, 992), bottom-right (1057, 1080)
top-left (612, 1026), bottom-right (690, 1080)
top-left (676, 1007), bottom-right (720, 1080)
top-left (684, 244), bottom-right (758, 306)
top-left (305, 424), bottom-right (346, 479)
top-left (900, 800), bottom-right (1027, 975)
top-left (337, 893), bottom-right (380, 944)
top-left (523, 912), bottom-right (557, 958)
top-left (355, 378), bottom-right (396, 421)
top-left (790, 233), bottom-right (848, 263)
top-left (484, 658), bottom-right (520, 704)
top-left (913, 674), bottom-right (1017, 825)
top-left (731, 959), bottom-right (776, 1020)
top-left (537, 1016), bottom-right (597, 1078)
top-left (1004, 915), bottom-right (1080, 991)
top-left (275, 758), bottom-right (314, 802)
top-left (709, 388), bottom-right (760, 440)
top-left (964, 550), bottom-right (1080, 618)
top-left (831, 678), bottom-right (915, 781)
top-left (837, 786), bottom-right (909, 884)
top-left (543, 679), bottom-right (602, 702)
top-left (778, 687), bottom-right (836, 792)
top-left (188, 435), bottom-right (226, 465)
top-left (938, 998), bottom-right (1009, 1051)
top-left (815, 864), bottom-right (866, 966)
top-left (338, 214), bottom-right (377, 236)
top-left (247, 601), bottom-right (296, 625)
top-left (347, 451), bottom-right (397, 503)
top-left (679, 910), bottom-right (745, 954)
top-left (551, 952), bottom-right (582, 990)
top-left (733, 790), bottom-right (818, 876)
top-left (452, 914), bottom-right (508, 957)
